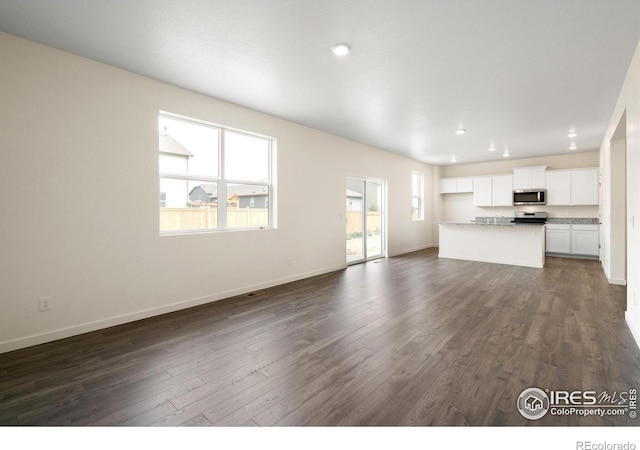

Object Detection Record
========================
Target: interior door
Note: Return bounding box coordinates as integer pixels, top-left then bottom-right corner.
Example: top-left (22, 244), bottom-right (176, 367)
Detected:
top-left (346, 177), bottom-right (386, 264)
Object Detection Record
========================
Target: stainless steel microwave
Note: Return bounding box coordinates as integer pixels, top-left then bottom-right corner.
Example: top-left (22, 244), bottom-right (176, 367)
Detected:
top-left (513, 189), bottom-right (547, 205)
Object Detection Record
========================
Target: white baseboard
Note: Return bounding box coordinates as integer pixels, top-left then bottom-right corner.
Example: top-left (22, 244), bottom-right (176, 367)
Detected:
top-left (602, 263), bottom-right (627, 286)
top-left (388, 244), bottom-right (434, 258)
top-left (0, 264), bottom-right (347, 354)
top-left (626, 311), bottom-right (640, 351)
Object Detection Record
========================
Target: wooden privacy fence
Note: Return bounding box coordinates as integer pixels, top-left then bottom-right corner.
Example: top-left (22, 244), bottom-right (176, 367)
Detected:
top-left (346, 211), bottom-right (381, 235)
top-left (160, 208), bottom-right (268, 231)
top-left (160, 208), bottom-right (379, 233)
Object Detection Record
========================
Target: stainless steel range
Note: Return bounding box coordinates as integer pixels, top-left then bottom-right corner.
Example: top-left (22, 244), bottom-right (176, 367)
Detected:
top-left (511, 211), bottom-right (547, 224)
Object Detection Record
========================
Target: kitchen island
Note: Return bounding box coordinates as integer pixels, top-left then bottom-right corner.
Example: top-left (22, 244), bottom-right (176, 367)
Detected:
top-left (438, 222), bottom-right (546, 268)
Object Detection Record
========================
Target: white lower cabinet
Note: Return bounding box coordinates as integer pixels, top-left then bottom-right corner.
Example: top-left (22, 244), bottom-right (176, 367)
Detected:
top-left (572, 225), bottom-right (600, 256)
top-left (546, 224), bottom-right (599, 257)
top-left (546, 225), bottom-right (571, 254)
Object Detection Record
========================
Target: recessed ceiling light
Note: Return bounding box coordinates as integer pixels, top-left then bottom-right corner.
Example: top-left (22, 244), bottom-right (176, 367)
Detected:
top-left (456, 129), bottom-right (466, 135)
top-left (568, 132), bottom-right (577, 138)
top-left (569, 144), bottom-right (577, 150)
top-left (488, 145), bottom-right (496, 152)
top-left (331, 43), bottom-right (351, 56)
top-left (503, 151), bottom-right (510, 157)
top-left (451, 156), bottom-right (457, 163)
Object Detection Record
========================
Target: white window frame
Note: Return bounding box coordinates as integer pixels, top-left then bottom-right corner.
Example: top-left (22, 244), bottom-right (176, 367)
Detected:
top-left (159, 111), bottom-right (275, 235)
top-left (412, 171), bottom-right (424, 221)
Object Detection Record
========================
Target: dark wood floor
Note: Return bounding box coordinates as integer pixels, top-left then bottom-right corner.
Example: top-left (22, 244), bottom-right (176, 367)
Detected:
top-left (1, 248), bottom-right (639, 426)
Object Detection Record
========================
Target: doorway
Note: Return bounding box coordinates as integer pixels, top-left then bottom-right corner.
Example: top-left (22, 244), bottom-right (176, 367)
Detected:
top-left (346, 177), bottom-right (386, 264)
top-left (608, 111), bottom-right (627, 285)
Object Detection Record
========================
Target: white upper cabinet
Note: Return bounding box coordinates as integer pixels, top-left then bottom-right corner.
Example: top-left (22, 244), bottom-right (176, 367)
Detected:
top-left (473, 176), bottom-right (493, 206)
top-left (492, 174), bottom-right (514, 206)
top-left (473, 175), bottom-right (512, 206)
top-left (571, 168), bottom-right (599, 205)
top-left (439, 177), bottom-right (473, 194)
top-left (456, 177), bottom-right (473, 193)
top-left (512, 166), bottom-right (547, 190)
top-left (546, 167), bottom-right (599, 206)
top-left (545, 170), bottom-right (572, 206)
top-left (439, 178), bottom-right (457, 194)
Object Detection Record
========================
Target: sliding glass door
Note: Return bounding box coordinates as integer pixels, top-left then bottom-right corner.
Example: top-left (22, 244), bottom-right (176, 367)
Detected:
top-left (346, 177), bottom-right (386, 264)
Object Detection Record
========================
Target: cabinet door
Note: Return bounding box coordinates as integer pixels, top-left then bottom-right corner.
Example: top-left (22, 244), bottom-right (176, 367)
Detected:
top-left (571, 168), bottom-right (599, 205)
top-left (572, 225), bottom-right (599, 256)
top-left (492, 175), bottom-right (513, 206)
top-left (546, 226), bottom-right (571, 253)
top-left (456, 177), bottom-right (473, 193)
top-left (439, 178), bottom-right (457, 194)
top-left (473, 177), bottom-right (493, 206)
top-left (512, 169), bottom-right (530, 190)
top-left (546, 170), bottom-right (571, 205)
top-left (529, 168), bottom-right (546, 189)
top-left (513, 167), bottom-right (546, 189)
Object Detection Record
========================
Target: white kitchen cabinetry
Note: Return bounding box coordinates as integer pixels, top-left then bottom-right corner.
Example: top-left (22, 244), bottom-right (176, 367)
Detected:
top-left (572, 224), bottom-right (600, 256)
top-left (439, 177), bottom-right (473, 194)
top-left (571, 168), bottom-right (599, 205)
top-left (512, 166), bottom-right (547, 190)
top-left (473, 177), bottom-right (492, 206)
top-left (546, 224), bottom-right (599, 257)
top-left (545, 170), bottom-right (572, 205)
top-left (546, 224), bottom-right (571, 254)
top-left (545, 168), bottom-right (599, 206)
top-left (473, 175), bottom-right (513, 206)
top-left (492, 175), bottom-right (514, 206)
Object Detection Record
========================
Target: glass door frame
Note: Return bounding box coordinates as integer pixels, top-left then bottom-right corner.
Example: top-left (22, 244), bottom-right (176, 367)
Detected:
top-left (346, 176), bottom-right (387, 265)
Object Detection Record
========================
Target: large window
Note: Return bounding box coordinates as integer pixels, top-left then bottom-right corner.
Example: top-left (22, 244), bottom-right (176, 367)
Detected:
top-left (412, 171), bottom-right (424, 221)
top-left (159, 112), bottom-right (274, 233)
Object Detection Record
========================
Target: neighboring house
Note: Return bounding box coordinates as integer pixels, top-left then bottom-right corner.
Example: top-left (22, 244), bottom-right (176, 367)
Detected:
top-left (159, 132), bottom-right (193, 208)
top-left (346, 188), bottom-right (363, 212)
top-left (230, 184), bottom-right (269, 209)
top-left (189, 184), bottom-right (217, 206)
top-left (159, 131), bottom-right (192, 173)
top-left (188, 183), bottom-right (268, 208)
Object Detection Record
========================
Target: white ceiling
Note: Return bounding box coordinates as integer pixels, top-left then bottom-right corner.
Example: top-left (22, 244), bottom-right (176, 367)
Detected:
top-left (0, 0), bottom-right (638, 166)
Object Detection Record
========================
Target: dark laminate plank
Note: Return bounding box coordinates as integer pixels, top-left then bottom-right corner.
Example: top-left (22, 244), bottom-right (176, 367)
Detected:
top-left (1, 249), bottom-right (639, 426)
top-left (294, 343), bottom-right (420, 426)
top-left (181, 413), bottom-right (213, 427)
top-left (89, 375), bottom-right (205, 426)
top-left (247, 348), bottom-right (376, 426)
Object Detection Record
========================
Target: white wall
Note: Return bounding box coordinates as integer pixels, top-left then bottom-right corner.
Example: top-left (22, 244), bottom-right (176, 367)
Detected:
top-left (0, 32), bottom-right (435, 353)
top-left (437, 152), bottom-right (601, 223)
top-left (599, 38), bottom-right (640, 349)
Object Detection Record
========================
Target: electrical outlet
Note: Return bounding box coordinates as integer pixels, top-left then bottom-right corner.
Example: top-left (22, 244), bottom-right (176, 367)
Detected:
top-left (39, 296), bottom-right (52, 312)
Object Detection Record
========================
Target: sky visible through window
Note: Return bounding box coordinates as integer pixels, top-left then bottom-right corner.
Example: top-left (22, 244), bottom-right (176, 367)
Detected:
top-left (159, 115), bottom-right (269, 182)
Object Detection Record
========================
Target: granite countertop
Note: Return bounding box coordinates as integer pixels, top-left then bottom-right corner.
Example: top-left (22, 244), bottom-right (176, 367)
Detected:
top-left (438, 217), bottom-right (600, 226)
top-left (546, 217), bottom-right (600, 224)
top-left (438, 221), bottom-right (544, 226)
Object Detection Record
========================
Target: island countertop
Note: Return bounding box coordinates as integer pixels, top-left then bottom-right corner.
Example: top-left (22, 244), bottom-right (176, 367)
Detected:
top-left (436, 221), bottom-right (545, 227)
